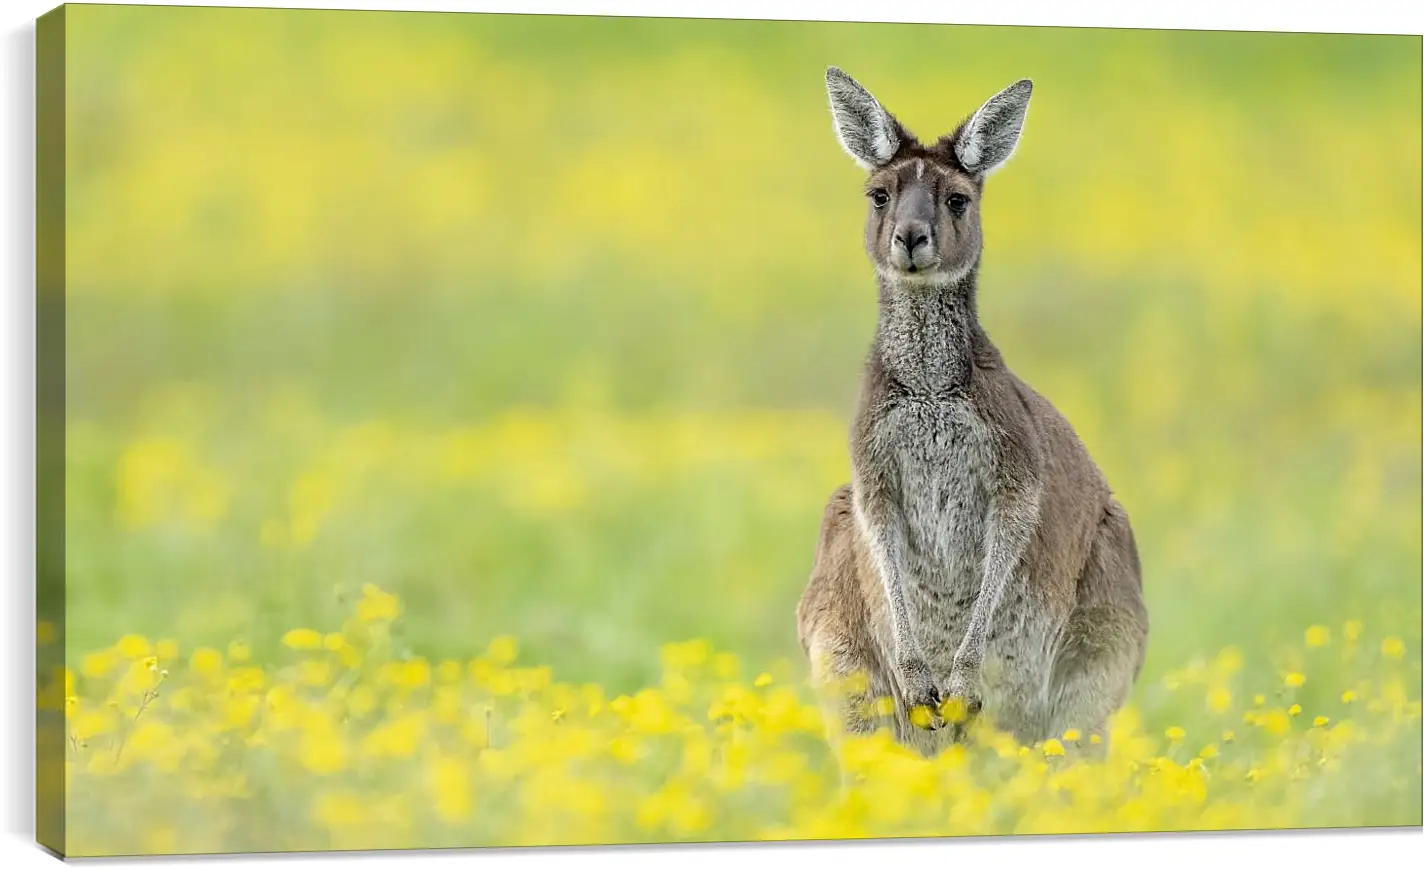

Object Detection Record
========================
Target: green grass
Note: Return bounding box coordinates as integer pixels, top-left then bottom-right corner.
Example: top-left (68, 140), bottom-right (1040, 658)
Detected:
top-left (56, 2), bottom-right (1419, 763)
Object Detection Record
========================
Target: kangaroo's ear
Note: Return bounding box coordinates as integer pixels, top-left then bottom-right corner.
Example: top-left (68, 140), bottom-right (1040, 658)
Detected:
top-left (954, 79), bottom-right (1033, 176)
top-left (826, 67), bottom-right (906, 170)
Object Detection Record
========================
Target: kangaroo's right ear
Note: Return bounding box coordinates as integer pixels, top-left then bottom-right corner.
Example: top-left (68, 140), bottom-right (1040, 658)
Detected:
top-left (826, 67), bottom-right (905, 171)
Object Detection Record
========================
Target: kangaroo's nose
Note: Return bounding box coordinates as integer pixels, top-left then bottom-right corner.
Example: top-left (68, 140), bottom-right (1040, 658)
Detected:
top-left (894, 224), bottom-right (931, 253)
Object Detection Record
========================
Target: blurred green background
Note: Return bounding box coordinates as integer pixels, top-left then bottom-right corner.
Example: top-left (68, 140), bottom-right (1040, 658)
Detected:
top-left (62, 6), bottom-right (1421, 705)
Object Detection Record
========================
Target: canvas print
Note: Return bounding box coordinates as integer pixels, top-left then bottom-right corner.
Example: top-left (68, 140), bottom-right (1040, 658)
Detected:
top-left (35, 3), bottom-right (1423, 858)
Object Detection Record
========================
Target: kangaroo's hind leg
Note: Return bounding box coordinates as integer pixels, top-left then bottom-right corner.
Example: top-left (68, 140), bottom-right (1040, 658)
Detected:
top-left (1046, 499), bottom-right (1149, 755)
top-left (798, 486), bottom-right (895, 776)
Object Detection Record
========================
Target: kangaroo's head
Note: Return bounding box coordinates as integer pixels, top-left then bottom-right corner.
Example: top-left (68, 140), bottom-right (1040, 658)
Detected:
top-left (825, 68), bottom-right (1032, 289)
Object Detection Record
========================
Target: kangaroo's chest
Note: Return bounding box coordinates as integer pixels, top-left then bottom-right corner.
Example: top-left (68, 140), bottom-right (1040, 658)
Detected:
top-left (879, 396), bottom-right (997, 602)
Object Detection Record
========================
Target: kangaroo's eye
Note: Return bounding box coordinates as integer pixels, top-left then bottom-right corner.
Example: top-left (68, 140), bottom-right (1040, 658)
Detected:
top-left (947, 193), bottom-right (969, 216)
top-left (869, 188), bottom-right (890, 209)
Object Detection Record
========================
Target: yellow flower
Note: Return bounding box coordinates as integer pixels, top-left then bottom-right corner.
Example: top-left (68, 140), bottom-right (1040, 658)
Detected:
top-left (1288, 704), bottom-right (1302, 716)
top-left (1206, 686), bottom-right (1232, 712)
top-left (226, 667), bottom-right (265, 694)
top-left (1304, 625), bottom-right (1330, 648)
top-left (361, 712), bottom-right (426, 758)
top-left (1089, 734), bottom-right (1102, 745)
top-left (1313, 716), bottom-right (1330, 727)
top-left (1343, 620), bottom-right (1363, 641)
top-left (356, 585), bottom-right (402, 624)
top-left (1260, 710), bottom-right (1291, 735)
top-left (1042, 739), bottom-right (1065, 757)
top-left (939, 696), bottom-right (969, 724)
top-left (398, 659), bottom-right (431, 689)
top-left (1341, 690), bottom-right (1357, 704)
top-left (1222, 730), bottom-right (1236, 743)
top-left (116, 635), bottom-right (152, 659)
top-left (1199, 743), bottom-right (1219, 759)
top-left (298, 729), bottom-right (347, 774)
top-left (1380, 637), bottom-right (1406, 660)
top-left (1213, 646), bottom-right (1244, 674)
top-left (190, 647), bottom-right (223, 678)
top-left (323, 632), bottom-right (346, 651)
top-left (487, 635), bottom-right (519, 665)
top-left (1062, 728), bottom-right (1082, 742)
top-left (155, 639), bottom-right (179, 660)
top-left (282, 628), bottom-right (323, 650)
top-left (753, 673), bottom-right (774, 688)
top-left (429, 756), bottom-right (472, 823)
top-left (228, 640), bottom-right (251, 663)
top-left (1284, 672), bottom-right (1306, 688)
top-left (1165, 726), bottom-right (1186, 742)
top-left (1253, 694), bottom-right (1266, 706)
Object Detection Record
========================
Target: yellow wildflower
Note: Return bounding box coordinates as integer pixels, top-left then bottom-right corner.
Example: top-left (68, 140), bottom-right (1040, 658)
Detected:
top-left (356, 585), bottom-right (402, 623)
top-left (940, 696), bottom-right (969, 724)
top-left (282, 628), bottom-right (323, 650)
top-left (1207, 687), bottom-right (1232, 712)
top-left (115, 635), bottom-right (152, 659)
top-left (487, 635), bottom-right (519, 665)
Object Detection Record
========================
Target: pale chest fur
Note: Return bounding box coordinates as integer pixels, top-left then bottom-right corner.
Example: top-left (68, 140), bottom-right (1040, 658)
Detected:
top-left (873, 391), bottom-right (1057, 696)
top-left (876, 394), bottom-right (996, 661)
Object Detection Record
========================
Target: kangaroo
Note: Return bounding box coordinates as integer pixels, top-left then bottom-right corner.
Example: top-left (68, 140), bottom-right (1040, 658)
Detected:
top-left (796, 68), bottom-right (1149, 759)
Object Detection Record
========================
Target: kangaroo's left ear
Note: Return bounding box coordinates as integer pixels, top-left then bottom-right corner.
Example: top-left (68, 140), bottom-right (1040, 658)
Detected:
top-left (954, 79), bottom-right (1033, 176)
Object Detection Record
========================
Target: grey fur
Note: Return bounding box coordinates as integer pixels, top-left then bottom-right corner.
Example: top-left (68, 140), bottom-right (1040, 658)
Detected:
top-left (798, 71), bottom-right (1148, 759)
top-left (955, 79), bottom-right (1033, 175)
top-left (826, 67), bottom-right (904, 170)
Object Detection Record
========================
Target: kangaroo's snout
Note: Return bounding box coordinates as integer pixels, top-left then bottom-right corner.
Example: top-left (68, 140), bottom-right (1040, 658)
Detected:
top-left (891, 220), bottom-right (936, 271)
top-left (894, 223), bottom-right (930, 253)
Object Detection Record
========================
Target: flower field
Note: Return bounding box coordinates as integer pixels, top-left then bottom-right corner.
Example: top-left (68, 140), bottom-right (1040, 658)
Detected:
top-left (43, 5), bottom-right (1421, 856)
top-left (45, 585), bottom-right (1422, 854)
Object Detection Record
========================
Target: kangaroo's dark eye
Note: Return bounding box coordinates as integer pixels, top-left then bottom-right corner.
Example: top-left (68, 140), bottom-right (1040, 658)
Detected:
top-left (869, 188), bottom-right (890, 209)
top-left (947, 193), bottom-right (970, 217)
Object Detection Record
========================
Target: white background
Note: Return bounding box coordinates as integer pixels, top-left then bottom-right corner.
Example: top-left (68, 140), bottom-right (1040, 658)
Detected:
top-left (2, 1), bottom-right (1421, 867)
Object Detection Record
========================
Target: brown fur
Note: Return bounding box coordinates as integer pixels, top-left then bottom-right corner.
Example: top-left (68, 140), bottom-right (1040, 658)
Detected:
top-left (799, 69), bottom-right (1149, 758)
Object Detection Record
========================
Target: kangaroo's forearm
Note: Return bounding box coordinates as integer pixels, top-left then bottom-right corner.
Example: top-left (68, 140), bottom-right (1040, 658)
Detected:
top-left (956, 484), bottom-right (1041, 670)
top-left (851, 489), bottom-right (919, 662)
